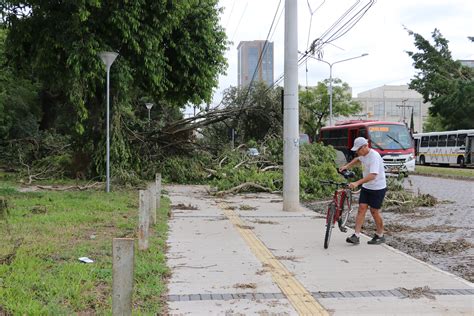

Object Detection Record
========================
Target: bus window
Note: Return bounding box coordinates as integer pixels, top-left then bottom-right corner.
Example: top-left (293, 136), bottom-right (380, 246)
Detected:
top-left (447, 134), bottom-right (457, 147)
top-left (438, 135), bottom-right (447, 147)
top-left (368, 124), bottom-right (412, 150)
top-left (359, 128), bottom-right (367, 138)
top-left (457, 134), bottom-right (467, 147)
top-left (421, 136), bottom-right (429, 147)
top-left (429, 135), bottom-right (438, 147)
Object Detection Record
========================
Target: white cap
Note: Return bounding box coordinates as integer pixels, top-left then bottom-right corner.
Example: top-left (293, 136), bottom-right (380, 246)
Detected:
top-left (351, 137), bottom-right (368, 151)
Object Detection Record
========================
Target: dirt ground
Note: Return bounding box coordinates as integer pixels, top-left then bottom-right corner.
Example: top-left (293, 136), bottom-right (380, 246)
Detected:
top-left (306, 175), bottom-right (474, 283)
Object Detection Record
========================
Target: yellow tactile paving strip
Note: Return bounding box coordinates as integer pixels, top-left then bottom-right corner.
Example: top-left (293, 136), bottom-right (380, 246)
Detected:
top-left (221, 204), bottom-right (329, 316)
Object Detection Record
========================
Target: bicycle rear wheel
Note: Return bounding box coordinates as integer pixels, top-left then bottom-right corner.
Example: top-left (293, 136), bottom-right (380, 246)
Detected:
top-left (338, 190), bottom-right (352, 229)
top-left (324, 202), bottom-right (336, 249)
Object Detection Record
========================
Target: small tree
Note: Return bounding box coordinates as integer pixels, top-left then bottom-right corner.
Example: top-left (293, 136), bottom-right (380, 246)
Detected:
top-left (201, 83), bottom-right (283, 149)
top-left (299, 80), bottom-right (361, 141)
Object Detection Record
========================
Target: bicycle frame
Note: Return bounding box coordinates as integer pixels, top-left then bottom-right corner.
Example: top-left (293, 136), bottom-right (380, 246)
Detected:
top-left (327, 188), bottom-right (352, 225)
top-left (321, 169), bottom-right (356, 249)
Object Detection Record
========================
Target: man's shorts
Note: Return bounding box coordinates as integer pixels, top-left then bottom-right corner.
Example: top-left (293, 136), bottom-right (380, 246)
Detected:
top-left (359, 187), bottom-right (387, 209)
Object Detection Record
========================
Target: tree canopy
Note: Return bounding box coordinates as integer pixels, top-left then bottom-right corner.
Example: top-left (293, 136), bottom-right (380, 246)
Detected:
top-left (406, 29), bottom-right (474, 130)
top-left (1, 0), bottom-right (228, 177)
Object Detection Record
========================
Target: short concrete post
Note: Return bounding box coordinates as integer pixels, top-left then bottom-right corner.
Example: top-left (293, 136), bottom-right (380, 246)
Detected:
top-left (155, 173), bottom-right (162, 210)
top-left (149, 184), bottom-right (157, 225)
top-left (112, 238), bottom-right (134, 316)
top-left (138, 190), bottom-right (149, 251)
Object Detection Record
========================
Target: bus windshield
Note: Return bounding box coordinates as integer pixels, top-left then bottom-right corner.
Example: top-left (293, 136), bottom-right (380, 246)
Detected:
top-left (368, 124), bottom-right (412, 150)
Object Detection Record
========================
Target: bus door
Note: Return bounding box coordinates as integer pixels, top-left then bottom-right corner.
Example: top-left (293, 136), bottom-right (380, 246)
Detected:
top-left (414, 138), bottom-right (419, 157)
top-left (438, 135), bottom-right (447, 163)
top-left (447, 134), bottom-right (457, 164)
top-left (467, 135), bottom-right (474, 165)
top-left (428, 135), bottom-right (438, 163)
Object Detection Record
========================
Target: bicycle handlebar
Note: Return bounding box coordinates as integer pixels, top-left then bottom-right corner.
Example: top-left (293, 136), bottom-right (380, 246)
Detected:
top-left (319, 180), bottom-right (349, 187)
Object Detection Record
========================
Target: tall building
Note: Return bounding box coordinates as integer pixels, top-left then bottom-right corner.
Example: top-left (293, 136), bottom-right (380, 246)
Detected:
top-left (344, 85), bottom-right (431, 133)
top-left (237, 40), bottom-right (274, 87)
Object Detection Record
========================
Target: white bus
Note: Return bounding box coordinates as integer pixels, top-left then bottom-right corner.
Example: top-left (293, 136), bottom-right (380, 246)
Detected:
top-left (413, 130), bottom-right (474, 167)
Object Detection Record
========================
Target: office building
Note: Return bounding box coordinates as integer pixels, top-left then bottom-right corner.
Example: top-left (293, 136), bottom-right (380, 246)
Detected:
top-left (344, 85), bottom-right (432, 133)
top-left (237, 40), bottom-right (274, 87)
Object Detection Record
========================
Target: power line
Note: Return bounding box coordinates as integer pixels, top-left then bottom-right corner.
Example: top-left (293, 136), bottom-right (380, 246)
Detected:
top-left (213, 0), bottom-right (376, 115)
top-left (268, 0), bottom-right (376, 93)
top-left (269, 3), bottom-right (285, 42)
top-left (305, 0), bottom-right (327, 88)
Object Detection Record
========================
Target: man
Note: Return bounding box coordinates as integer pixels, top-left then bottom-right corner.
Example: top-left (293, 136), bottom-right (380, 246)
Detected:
top-left (339, 137), bottom-right (387, 245)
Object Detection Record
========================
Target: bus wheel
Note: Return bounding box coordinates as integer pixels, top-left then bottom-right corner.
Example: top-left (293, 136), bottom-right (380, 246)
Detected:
top-left (458, 156), bottom-right (465, 168)
top-left (420, 155), bottom-right (426, 165)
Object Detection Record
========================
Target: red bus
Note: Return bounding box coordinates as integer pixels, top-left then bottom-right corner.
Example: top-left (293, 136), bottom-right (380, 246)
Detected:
top-left (319, 120), bottom-right (415, 172)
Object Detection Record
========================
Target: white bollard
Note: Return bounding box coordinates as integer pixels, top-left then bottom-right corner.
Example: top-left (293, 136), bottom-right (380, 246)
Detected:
top-left (155, 173), bottom-right (162, 211)
top-left (112, 238), bottom-right (134, 315)
top-left (138, 190), bottom-right (149, 251)
top-left (149, 183), bottom-right (157, 225)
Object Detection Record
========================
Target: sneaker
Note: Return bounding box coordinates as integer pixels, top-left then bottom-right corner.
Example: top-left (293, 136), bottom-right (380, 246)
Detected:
top-left (346, 234), bottom-right (360, 244)
top-left (367, 234), bottom-right (386, 245)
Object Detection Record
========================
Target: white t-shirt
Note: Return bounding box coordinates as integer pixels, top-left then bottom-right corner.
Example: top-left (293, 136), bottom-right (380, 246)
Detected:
top-left (357, 149), bottom-right (387, 190)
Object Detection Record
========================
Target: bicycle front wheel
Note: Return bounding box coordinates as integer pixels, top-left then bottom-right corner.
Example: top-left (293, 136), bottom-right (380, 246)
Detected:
top-left (324, 202), bottom-right (336, 249)
top-left (338, 190), bottom-right (352, 229)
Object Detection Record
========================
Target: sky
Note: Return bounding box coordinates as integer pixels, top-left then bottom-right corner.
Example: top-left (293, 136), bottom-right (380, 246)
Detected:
top-left (196, 0), bottom-right (474, 113)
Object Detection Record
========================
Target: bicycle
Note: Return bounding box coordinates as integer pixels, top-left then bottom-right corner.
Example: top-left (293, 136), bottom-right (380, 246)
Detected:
top-left (320, 170), bottom-right (357, 249)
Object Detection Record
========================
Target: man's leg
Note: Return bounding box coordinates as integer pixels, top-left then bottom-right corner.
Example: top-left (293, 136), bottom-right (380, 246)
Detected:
top-left (346, 203), bottom-right (369, 244)
top-left (354, 203), bottom-right (369, 234)
top-left (370, 208), bottom-right (384, 235)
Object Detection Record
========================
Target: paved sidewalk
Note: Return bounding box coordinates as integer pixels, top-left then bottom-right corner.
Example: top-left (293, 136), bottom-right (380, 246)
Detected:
top-left (165, 185), bottom-right (473, 315)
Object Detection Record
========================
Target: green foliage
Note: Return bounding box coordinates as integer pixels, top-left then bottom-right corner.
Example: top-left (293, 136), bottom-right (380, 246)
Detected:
top-left (299, 82), bottom-right (361, 141)
top-left (1, 131), bottom-right (73, 181)
top-left (0, 28), bottom-right (41, 140)
top-left (161, 152), bottom-right (213, 184)
top-left (207, 138), bottom-right (343, 200)
top-left (407, 28), bottom-right (474, 130)
top-left (423, 113), bottom-right (446, 132)
top-left (1, 0), bottom-right (228, 177)
top-left (209, 143), bottom-right (283, 193)
top-left (299, 143), bottom-right (340, 199)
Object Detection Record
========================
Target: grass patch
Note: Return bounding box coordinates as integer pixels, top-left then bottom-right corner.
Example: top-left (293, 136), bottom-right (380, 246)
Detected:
top-left (0, 185), bottom-right (170, 314)
top-left (414, 165), bottom-right (474, 179)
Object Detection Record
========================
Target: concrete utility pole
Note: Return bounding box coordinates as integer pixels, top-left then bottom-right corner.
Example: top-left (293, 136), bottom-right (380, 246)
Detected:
top-left (283, 0), bottom-right (299, 212)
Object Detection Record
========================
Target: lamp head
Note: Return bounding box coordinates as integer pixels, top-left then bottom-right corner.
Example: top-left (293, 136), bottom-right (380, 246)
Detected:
top-left (145, 103), bottom-right (154, 110)
top-left (99, 51), bottom-right (119, 69)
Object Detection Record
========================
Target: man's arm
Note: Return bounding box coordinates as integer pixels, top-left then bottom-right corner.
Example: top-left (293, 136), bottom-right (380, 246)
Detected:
top-left (339, 157), bottom-right (360, 172)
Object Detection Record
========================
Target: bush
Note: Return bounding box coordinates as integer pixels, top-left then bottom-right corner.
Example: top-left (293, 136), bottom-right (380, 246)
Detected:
top-left (161, 152), bottom-right (212, 184)
top-left (207, 139), bottom-right (343, 200)
top-left (299, 143), bottom-right (341, 200)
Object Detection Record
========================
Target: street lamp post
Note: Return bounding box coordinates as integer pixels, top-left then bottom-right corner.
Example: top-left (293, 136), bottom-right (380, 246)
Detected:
top-left (99, 51), bottom-right (119, 193)
top-left (145, 103), bottom-right (154, 126)
top-left (311, 53), bottom-right (368, 126)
